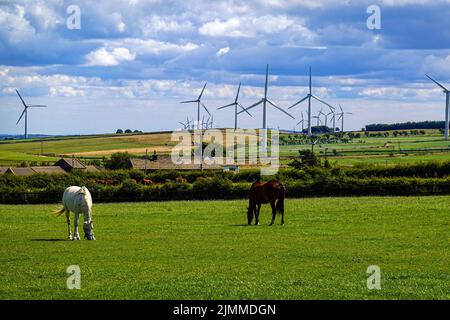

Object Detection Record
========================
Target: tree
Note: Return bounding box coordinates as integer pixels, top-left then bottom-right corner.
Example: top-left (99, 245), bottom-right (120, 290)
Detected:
top-left (105, 152), bottom-right (131, 170)
top-left (125, 129), bottom-right (132, 134)
top-left (116, 129), bottom-right (123, 134)
top-left (288, 150), bottom-right (321, 170)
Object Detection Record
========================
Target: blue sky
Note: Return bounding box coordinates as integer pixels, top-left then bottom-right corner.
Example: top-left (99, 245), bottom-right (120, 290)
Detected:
top-left (1, 0), bottom-right (450, 135)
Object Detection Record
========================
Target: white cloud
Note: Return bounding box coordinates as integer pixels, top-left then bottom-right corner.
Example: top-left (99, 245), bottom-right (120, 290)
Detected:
top-left (216, 46), bottom-right (230, 57)
top-left (199, 15), bottom-right (312, 41)
top-left (358, 86), bottom-right (440, 99)
top-left (423, 54), bottom-right (450, 78)
top-left (199, 18), bottom-right (247, 37)
top-left (0, 5), bottom-right (35, 44)
top-left (140, 16), bottom-right (194, 35)
top-left (28, 2), bottom-right (61, 30)
top-left (85, 47), bottom-right (136, 66)
top-left (49, 86), bottom-right (85, 97)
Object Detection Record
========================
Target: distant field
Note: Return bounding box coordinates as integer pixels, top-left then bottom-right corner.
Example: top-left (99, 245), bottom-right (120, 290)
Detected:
top-left (0, 197), bottom-right (448, 299)
top-left (2, 130), bottom-right (450, 167)
top-left (0, 132), bottom-right (175, 165)
top-left (280, 134), bottom-right (450, 166)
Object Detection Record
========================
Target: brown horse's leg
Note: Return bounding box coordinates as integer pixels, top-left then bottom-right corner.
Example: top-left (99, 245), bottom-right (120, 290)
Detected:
top-left (248, 199), bottom-right (254, 225)
top-left (269, 202), bottom-right (276, 226)
top-left (255, 204), bottom-right (261, 225)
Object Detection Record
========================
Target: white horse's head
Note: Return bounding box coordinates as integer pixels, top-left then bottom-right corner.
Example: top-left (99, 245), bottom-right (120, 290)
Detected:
top-left (83, 221), bottom-right (95, 240)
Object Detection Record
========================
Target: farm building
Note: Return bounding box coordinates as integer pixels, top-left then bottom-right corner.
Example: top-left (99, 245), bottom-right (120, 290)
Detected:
top-left (54, 158), bottom-right (99, 172)
top-left (128, 156), bottom-right (223, 171)
top-left (0, 158), bottom-right (99, 176)
top-left (0, 166), bottom-right (67, 176)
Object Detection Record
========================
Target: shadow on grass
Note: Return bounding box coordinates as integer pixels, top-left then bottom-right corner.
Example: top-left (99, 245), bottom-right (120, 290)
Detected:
top-left (31, 238), bottom-right (66, 242)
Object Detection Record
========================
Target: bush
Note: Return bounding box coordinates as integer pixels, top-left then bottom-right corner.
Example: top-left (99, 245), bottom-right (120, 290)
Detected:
top-left (289, 150), bottom-right (321, 170)
top-left (105, 152), bottom-right (131, 170)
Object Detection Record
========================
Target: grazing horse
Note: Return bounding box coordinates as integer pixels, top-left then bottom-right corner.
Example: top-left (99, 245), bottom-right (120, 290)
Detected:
top-left (247, 180), bottom-right (285, 226)
top-left (55, 186), bottom-right (95, 240)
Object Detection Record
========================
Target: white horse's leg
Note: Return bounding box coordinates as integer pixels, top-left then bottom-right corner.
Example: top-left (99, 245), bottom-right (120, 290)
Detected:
top-left (73, 211), bottom-right (80, 240)
top-left (65, 210), bottom-right (72, 240)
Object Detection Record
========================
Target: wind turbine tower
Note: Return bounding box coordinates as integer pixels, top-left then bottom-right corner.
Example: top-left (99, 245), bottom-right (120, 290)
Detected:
top-left (289, 67), bottom-right (334, 136)
top-left (426, 75), bottom-right (450, 140)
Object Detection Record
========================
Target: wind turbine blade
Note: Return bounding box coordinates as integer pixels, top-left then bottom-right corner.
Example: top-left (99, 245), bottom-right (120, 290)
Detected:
top-left (201, 102), bottom-right (211, 116)
top-left (426, 75), bottom-right (449, 92)
top-left (15, 89), bottom-right (27, 107)
top-left (267, 100), bottom-right (295, 119)
top-left (237, 99), bottom-right (263, 115)
top-left (28, 105), bottom-right (47, 108)
top-left (264, 64), bottom-right (269, 98)
top-left (198, 82), bottom-right (207, 100)
top-left (217, 102), bottom-right (235, 110)
top-left (238, 103), bottom-right (252, 117)
top-left (180, 100), bottom-right (198, 104)
top-left (339, 104), bottom-right (343, 113)
top-left (296, 120), bottom-right (304, 126)
top-left (288, 95), bottom-right (309, 109)
top-left (16, 108), bottom-right (26, 125)
top-left (235, 82), bottom-right (241, 103)
top-left (312, 95), bottom-right (334, 110)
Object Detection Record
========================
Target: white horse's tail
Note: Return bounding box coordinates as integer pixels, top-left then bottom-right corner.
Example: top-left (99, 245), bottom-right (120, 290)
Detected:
top-left (54, 207), bottom-right (65, 217)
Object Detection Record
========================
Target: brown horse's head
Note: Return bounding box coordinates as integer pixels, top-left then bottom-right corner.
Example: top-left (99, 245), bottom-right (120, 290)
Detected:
top-left (247, 207), bottom-right (254, 225)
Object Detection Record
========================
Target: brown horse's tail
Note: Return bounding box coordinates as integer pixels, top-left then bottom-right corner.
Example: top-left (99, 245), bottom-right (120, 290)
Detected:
top-left (276, 183), bottom-right (285, 214)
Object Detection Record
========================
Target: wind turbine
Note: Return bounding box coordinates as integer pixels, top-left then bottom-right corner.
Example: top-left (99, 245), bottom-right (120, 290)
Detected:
top-left (217, 82), bottom-right (252, 129)
top-left (201, 115), bottom-right (207, 130)
top-left (289, 67), bottom-right (334, 136)
top-left (180, 82), bottom-right (210, 130)
top-left (318, 109), bottom-right (325, 125)
top-left (208, 115), bottom-right (214, 129)
top-left (238, 64), bottom-right (295, 152)
top-left (426, 75), bottom-right (450, 140)
top-left (337, 104), bottom-right (352, 133)
top-left (330, 112), bottom-right (337, 133)
top-left (312, 115), bottom-right (321, 127)
top-left (15, 89), bottom-right (47, 139)
top-left (178, 121), bottom-right (188, 131)
top-left (296, 111), bottom-right (305, 133)
top-left (324, 110), bottom-right (334, 128)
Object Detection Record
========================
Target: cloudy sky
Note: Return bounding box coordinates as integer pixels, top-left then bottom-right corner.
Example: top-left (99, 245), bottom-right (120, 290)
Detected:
top-left (1, 0), bottom-right (450, 135)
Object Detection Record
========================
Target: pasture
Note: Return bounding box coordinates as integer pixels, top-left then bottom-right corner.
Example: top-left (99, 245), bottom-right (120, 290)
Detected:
top-left (0, 197), bottom-right (448, 299)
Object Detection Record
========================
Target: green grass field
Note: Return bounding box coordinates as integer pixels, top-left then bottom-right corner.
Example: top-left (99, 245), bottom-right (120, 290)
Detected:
top-left (0, 197), bottom-right (448, 299)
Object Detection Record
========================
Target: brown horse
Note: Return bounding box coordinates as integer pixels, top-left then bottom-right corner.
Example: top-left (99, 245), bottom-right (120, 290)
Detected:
top-left (247, 180), bottom-right (285, 226)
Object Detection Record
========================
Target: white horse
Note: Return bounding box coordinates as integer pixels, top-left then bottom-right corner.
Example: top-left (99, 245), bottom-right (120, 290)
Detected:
top-left (56, 186), bottom-right (95, 240)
